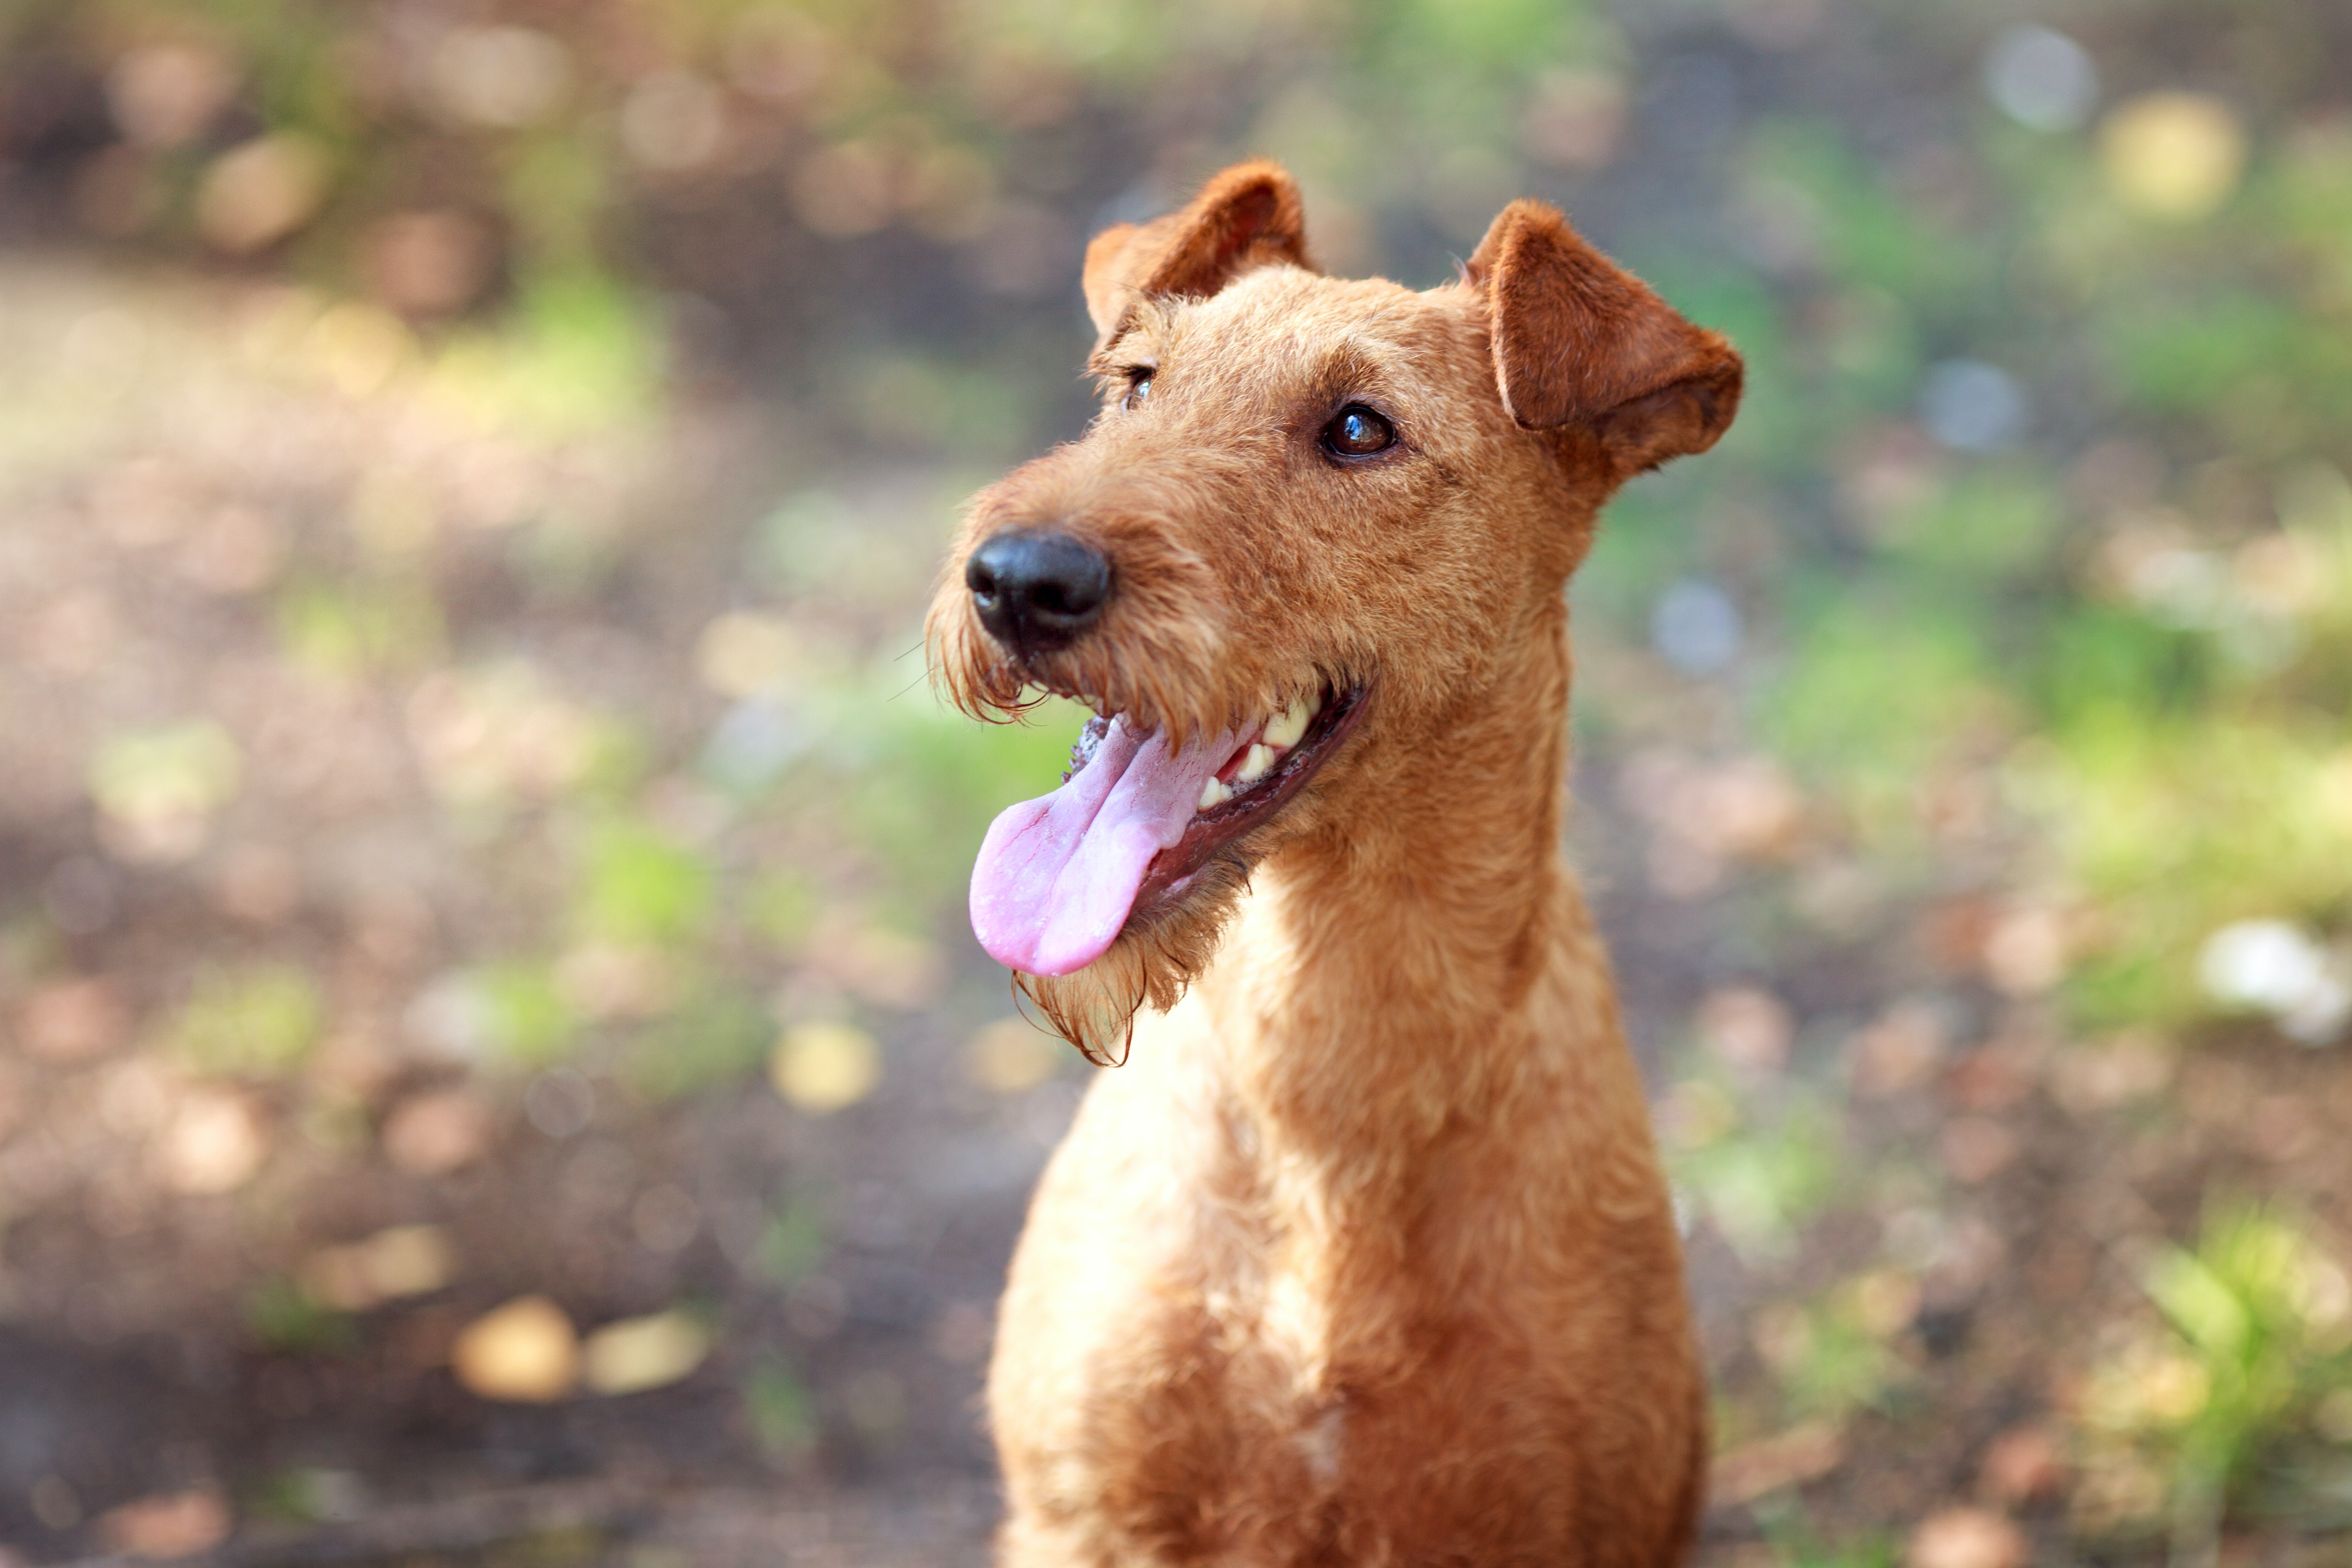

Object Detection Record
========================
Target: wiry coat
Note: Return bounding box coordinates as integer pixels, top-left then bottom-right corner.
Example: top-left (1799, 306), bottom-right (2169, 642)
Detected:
top-left (928, 162), bottom-right (1743, 1567)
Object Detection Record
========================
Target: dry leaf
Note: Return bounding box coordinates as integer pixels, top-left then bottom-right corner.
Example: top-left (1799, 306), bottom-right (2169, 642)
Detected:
top-left (1709, 1420), bottom-right (1846, 1506)
top-left (1939, 1116), bottom-right (2022, 1185)
top-left (382, 1089), bottom-right (493, 1175)
top-left (301, 1224), bottom-right (455, 1310)
top-left (966, 1017), bottom-right (1063, 1094)
top-left (582, 1309), bottom-right (709, 1395)
top-left (451, 1295), bottom-right (577, 1402)
top-left (18, 978), bottom-right (131, 1061)
top-left (153, 1089), bottom-right (267, 1195)
top-left (2100, 93), bottom-right (2246, 219)
top-left (1908, 1507), bottom-right (2027, 1568)
top-left (95, 1489), bottom-right (230, 1559)
top-left (1978, 1424), bottom-right (2069, 1504)
top-left (770, 1020), bottom-right (880, 1114)
top-left (1695, 987), bottom-right (1793, 1076)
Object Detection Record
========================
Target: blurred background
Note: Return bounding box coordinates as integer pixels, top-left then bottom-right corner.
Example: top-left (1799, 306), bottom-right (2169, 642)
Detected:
top-left (1, 0), bottom-right (2350, 1563)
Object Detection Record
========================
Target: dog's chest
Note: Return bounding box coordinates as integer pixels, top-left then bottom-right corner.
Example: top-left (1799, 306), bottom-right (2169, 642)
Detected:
top-left (1093, 1232), bottom-right (1566, 1565)
top-left (992, 1005), bottom-right (1651, 1561)
top-left (1100, 1148), bottom-right (1541, 1538)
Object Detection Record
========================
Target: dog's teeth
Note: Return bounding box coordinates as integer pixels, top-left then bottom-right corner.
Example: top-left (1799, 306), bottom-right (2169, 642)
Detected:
top-left (1234, 743), bottom-right (1277, 784)
top-left (1198, 777), bottom-right (1232, 812)
top-left (1263, 692), bottom-right (1316, 750)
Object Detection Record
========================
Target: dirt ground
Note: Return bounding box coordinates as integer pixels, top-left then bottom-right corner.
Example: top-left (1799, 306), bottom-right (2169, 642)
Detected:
top-left (5, 2), bottom-right (2352, 1559)
top-left (4, 253), bottom-right (2348, 1568)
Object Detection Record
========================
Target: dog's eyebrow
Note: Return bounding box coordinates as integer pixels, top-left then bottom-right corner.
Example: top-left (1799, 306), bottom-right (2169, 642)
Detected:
top-left (1087, 302), bottom-right (1164, 378)
top-left (1309, 342), bottom-right (1400, 406)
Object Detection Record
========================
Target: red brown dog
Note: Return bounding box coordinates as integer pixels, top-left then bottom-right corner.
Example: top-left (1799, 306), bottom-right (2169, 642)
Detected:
top-left (930, 159), bottom-right (1742, 1566)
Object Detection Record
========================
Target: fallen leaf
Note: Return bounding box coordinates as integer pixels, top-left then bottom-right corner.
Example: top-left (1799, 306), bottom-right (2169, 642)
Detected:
top-left (1939, 1116), bottom-right (2022, 1185)
top-left (1850, 1001), bottom-right (1947, 1097)
top-left (213, 843), bottom-right (302, 922)
top-left (153, 1088), bottom-right (267, 1195)
top-left (1850, 1267), bottom-right (1923, 1338)
top-left (95, 1489), bottom-right (231, 1559)
top-left (769, 1020), bottom-right (880, 1114)
top-left (1982, 906), bottom-right (2069, 995)
top-left (1695, 987), bottom-right (1793, 1076)
top-left (106, 42), bottom-right (236, 150)
top-left (1908, 1506), bottom-right (2026, 1568)
top-left (807, 923), bottom-right (944, 1010)
top-left (966, 1017), bottom-right (1063, 1094)
top-left (300, 1224), bottom-right (455, 1310)
top-left (18, 978), bottom-right (131, 1061)
top-left (2049, 1032), bottom-right (2173, 1114)
top-left (1978, 1424), bottom-right (2069, 1504)
top-left (1943, 1044), bottom-right (2038, 1113)
top-left (196, 133), bottom-right (329, 253)
top-left (695, 611), bottom-right (803, 698)
top-left (582, 1309), bottom-right (709, 1395)
top-left (553, 942), bottom-right (674, 1021)
top-left (363, 210), bottom-right (495, 317)
top-left (1709, 1420), bottom-right (1845, 1505)
top-left (451, 1295), bottom-right (577, 1402)
top-left (2100, 92), bottom-right (2246, 219)
top-left (382, 1088), bottom-right (493, 1175)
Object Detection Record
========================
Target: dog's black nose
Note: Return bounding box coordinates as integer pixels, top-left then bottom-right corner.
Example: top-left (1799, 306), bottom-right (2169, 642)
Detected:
top-left (965, 531), bottom-right (1111, 654)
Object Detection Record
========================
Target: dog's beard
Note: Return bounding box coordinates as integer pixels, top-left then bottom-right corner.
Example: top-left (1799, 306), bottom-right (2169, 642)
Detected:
top-left (1015, 854), bottom-right (1253, 1065)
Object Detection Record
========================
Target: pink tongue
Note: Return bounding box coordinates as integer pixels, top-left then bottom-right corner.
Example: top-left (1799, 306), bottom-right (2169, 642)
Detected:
top-left (970, 716), bottom-right (1238, 976)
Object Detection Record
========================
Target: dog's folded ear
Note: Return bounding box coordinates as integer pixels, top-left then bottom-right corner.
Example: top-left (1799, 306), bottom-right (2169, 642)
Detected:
top-left (1082, 160), bottom-right (1315, 337)
top-left (1468, 199), bottom-right (1743, 475)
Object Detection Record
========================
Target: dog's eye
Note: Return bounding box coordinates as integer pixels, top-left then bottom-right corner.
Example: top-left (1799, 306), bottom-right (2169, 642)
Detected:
top-left (1325, 405), bottom-right (1396, 457)
top-left (1122, 373), bottom-right (1153, 411)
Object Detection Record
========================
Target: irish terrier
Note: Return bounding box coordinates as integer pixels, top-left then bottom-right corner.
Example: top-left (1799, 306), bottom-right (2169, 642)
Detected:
top-left (928, 159), bottom-right (1742, 1566)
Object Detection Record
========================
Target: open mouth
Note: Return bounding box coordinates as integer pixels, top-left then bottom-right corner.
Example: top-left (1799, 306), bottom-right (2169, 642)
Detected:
top-left (1129, 683), bottom-right (1367, 915)
top-left (967, 680), bottom-right (1369, 977)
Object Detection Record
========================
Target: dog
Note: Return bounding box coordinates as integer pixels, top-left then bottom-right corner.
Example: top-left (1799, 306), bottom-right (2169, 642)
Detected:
top-left (928, 160), bottom-right (1742, 1567)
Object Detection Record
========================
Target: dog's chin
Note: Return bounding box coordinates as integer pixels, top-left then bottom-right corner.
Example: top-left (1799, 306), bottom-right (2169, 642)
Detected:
top-left (1014, 680), bottom-right (1370, 1066)
top-left (1014, 856), bottom-right (1254, 1066)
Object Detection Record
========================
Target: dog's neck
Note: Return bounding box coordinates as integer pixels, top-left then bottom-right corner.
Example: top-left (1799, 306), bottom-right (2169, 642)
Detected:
top-left (1198, 590), bottom-right (1620, 1204)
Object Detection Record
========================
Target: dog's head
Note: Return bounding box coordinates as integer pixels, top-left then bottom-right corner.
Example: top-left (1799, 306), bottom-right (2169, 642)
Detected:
top-left (928, 160), bottom-right (1741, 1057)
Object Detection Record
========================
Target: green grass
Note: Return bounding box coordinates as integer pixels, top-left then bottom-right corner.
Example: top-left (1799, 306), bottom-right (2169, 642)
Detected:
top-left (2082, 1203), bottom-right (2352, 1556)
top-left (179, 966), bottom-right (323, 1078)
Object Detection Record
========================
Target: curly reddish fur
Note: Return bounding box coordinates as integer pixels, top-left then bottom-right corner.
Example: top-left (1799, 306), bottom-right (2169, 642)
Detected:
top-left (931, 161), bottom-right (1742, 1566)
